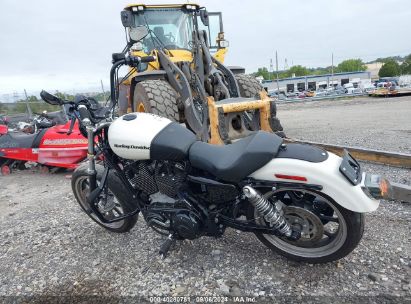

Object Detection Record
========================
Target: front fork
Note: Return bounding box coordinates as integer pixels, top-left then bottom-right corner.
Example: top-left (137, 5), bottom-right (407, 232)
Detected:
top-left (83, 124), bottom-right (139, 224)
top-left (85, 124), bottom-right (109, 205)
top-left (86, 125), bottom-right (97, 192)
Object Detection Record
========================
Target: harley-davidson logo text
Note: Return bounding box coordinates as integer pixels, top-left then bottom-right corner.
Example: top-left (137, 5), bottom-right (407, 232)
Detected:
top-left (114, 144), bottom-right (150, 150)
top-left (43, 139), bottom-right (88, 145)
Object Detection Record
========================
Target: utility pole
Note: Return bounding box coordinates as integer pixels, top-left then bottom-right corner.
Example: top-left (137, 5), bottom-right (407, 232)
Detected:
top-left (24, 89), bottom-right (33, 119)
top-left (275, 51), bottom-right (280, 94)
top-left (269, 58), bottom-right (274, 81)
top-left (100, 79), bottom-right (106, 101)
top-left (331, 53), bottom-right (334, 89)
top-left (284, 58), bottom-right (289, 70)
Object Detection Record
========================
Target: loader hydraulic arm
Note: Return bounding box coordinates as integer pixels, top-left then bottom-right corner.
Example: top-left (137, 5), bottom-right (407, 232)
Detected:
top-left (156, 49), bottom-right (207, 140)
top-left (196, 30), bottom-right (234, 101)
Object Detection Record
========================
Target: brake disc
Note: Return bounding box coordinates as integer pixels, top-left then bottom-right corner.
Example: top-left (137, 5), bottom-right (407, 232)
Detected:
top-left (283, 206), bottom-right (324, 245)
top-left (98, 193), bottom-right (117, 213)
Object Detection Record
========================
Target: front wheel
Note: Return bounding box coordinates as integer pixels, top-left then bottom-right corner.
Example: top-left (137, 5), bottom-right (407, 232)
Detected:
top-left (247, 189), bottom-right (365, 263)
top-left (71, 164), bottom-right (138, 233)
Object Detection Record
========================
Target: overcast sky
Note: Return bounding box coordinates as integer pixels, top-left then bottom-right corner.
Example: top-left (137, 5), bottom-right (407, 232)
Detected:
top-left (0, 0), bottom-right (410, 96)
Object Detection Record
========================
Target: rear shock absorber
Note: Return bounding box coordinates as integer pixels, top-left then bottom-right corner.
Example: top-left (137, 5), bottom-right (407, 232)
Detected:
top-left (243, 186), bottom-right (301, 240)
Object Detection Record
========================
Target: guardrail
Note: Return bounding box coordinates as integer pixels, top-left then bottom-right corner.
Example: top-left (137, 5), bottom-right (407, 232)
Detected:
top-left (276, 92), bottom-right (367, 103)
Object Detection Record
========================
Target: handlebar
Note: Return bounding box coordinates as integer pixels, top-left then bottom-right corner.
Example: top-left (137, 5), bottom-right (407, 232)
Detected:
top-left (78, 105), bottom-right (91, 122)
top-left (41, 53), bottom-right (157, 135)
top-left (110, 55), bottom-right (157, 107)
top-left (138, 55), bottom-right (157, 64)
top-left (111, 53), bottom-right (156, 66)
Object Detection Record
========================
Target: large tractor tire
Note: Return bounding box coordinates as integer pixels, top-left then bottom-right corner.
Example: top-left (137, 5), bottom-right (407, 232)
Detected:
top-left (234, 74), bottom-right (284, 134)
top-left (133, 80), bottom-right (179, 122)
top-left (235, 74), bottom-right (266, 100)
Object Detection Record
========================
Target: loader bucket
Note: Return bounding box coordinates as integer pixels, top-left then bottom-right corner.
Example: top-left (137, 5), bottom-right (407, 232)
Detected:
top-left (207, 91), bottom-right (273, 144)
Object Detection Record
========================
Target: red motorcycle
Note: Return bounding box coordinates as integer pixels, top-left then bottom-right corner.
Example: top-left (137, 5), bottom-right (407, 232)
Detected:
top-left (0, 100), bottom-right (91, 175)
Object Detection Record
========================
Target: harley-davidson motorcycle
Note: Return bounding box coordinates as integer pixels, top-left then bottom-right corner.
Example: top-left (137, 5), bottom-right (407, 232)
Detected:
top-left (40, 27), bottom-right (386, 263)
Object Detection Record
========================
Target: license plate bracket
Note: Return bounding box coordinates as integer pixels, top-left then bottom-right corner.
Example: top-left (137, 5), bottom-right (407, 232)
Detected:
top-left (339, 149), bottom-right (362, 185)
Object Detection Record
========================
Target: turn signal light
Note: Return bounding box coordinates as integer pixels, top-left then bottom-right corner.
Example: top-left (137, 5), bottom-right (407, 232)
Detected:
top-left (362, 174), bottom-right (391, 200)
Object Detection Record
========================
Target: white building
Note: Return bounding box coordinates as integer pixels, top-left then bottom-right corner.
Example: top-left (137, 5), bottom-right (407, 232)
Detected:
top-left (262, 71), bottom-right (371, 93)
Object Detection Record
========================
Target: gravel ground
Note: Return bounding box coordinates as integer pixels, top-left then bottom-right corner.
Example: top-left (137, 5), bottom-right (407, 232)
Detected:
top-left (278, 96), bottom-right (411, 153)
top-left (0, 97), bottom-right (410, 303)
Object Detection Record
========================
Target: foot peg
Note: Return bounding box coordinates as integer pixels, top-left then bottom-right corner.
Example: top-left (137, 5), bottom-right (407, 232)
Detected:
top-left (159, 234), bottom-right (176, 259)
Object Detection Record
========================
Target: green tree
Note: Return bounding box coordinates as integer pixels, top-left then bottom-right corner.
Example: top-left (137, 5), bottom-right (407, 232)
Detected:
top-left (286, 65), bottom-right (309, 77)
top-left (255, 67), bottom-right (271, 80)
top-left (27, 95), bottom-right (38, 102)
top-left (54, 91), bottom-right (75, 101)
top-left (336, 59), bottom-right (367, 72)
top-left (379, 59), bottom-right (401, 77)
top-left (16, 95), bottom-right (38, 103)
top-left (400, 54), bottom-right (411, 75)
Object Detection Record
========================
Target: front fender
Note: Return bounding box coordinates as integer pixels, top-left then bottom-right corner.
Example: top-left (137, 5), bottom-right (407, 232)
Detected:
top-left (248, 152), bottom-right (379, 213)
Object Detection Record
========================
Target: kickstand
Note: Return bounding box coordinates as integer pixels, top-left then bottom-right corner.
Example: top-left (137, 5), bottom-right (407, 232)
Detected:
top-left (159, 234), bottom-right (176, 259)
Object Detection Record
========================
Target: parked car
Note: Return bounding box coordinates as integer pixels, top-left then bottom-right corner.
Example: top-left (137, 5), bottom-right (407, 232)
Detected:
top-left (305, 91), bottom-right (315, 97)
top-left (343, 83), bottom-right (362, 94)
top-left (315, 89), bottom-right (328, 97)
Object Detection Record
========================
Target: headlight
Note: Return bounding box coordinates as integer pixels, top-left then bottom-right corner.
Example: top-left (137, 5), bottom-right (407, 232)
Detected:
top-left (218, 40), bottom-right (230, 48)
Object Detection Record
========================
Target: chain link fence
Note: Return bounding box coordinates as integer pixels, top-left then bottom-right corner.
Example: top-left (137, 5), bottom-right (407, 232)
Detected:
top-left (0, 90), bottom-right (108, 115)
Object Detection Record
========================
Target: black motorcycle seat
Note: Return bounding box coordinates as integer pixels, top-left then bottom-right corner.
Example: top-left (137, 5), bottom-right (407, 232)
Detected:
top-left (150, 122), bottom-right (197, 161)
top-left (189, 132), bottom-right (283, 182)
top-left (0, 130), bottom-right (46, 149)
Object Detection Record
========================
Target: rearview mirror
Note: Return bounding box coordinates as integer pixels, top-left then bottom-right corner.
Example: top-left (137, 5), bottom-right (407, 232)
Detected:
top-left (120, 10), bottom-right (134, 28)
top-left (40, 90), bottom-right (63, 106)
top-left (200, 10), bottom-right (209, 26)
top-left (129, 26), bottom-right (149, 42)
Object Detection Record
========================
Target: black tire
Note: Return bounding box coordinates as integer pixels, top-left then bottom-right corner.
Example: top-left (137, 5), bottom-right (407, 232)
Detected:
top-left (235, 74), bottom-right (283, 132)
top-left (71, 164), bottom-right (138, 233)
top-left (247, 190), bottom-right (365, 263)
top-left (0, 157), bottom-right (8, 167)
top-left (235, 74), bottom-right (264, 100)
top-left (133, 80), bottom-right (179, 122)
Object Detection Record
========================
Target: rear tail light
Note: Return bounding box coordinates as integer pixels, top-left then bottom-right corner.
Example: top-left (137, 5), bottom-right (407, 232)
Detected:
top-left (274, 174), bottom-right (307, 182)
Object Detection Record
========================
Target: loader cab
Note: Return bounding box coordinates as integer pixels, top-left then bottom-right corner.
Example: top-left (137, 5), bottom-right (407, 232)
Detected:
top-left (122, 4), bottom-right (227, 54)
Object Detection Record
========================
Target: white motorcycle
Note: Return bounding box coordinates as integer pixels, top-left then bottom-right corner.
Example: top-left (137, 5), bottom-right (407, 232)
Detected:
top-left (40, 90), bottom-right (385, 263)
top-left (38, 27), bottom-right (386, 263)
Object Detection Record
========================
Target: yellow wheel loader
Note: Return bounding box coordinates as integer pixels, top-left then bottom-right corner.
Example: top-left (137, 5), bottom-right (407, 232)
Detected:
top-left (118, 3), bottom-right (284, 144)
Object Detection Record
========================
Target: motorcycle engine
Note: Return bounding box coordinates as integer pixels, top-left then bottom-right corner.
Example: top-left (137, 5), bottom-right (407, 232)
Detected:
top-left (124, 160), bottom-right (203, 239)
top-left (145, 196), bottom-right (203, 240)
top-left (124, 160), bottom-right (187, 197)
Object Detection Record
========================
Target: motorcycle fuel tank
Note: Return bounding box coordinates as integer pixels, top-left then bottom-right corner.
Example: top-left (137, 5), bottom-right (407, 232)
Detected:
top-left (108, 113), bottom-right (171, 160)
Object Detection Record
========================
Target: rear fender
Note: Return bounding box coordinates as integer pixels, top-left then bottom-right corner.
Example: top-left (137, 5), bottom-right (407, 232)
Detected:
top-left (248, 152), bottom-right (379, 213)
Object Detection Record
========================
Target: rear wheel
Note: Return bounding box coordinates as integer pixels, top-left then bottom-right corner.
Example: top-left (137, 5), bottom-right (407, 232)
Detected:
top-left (234, 74), bottom-right (284, 133)
top-left (71, 164), bottom-right (138, 233)
top-left (246, 189), bottom-right (365, 263)
top-left (133, 80), bottom-right (180, 122)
